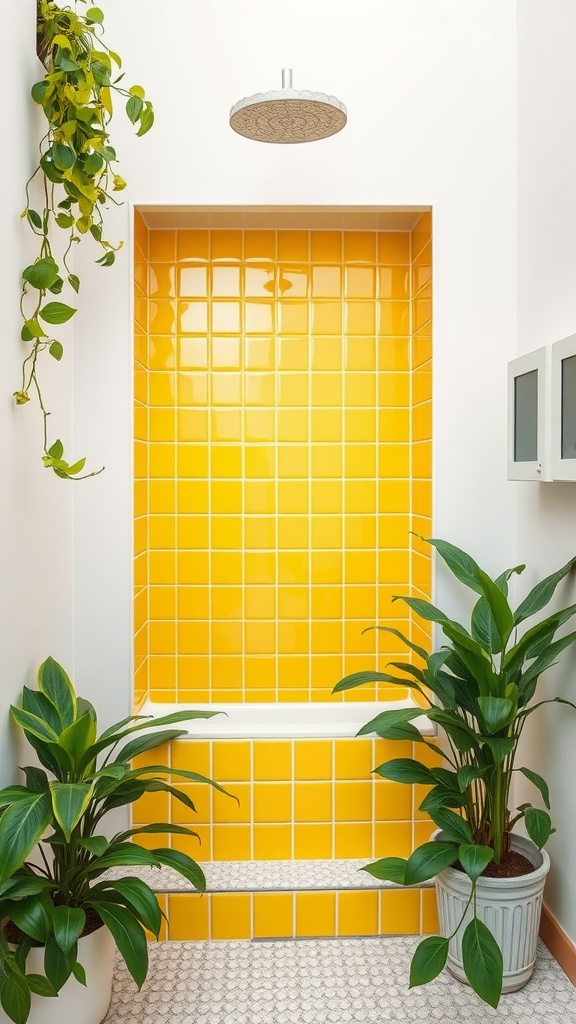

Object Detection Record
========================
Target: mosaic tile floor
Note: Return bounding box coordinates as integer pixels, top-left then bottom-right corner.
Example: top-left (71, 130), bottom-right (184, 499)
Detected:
top-left (104, 938), bottom-right (576, 1024)
top-left (105, 859), bottom-right (433, 893)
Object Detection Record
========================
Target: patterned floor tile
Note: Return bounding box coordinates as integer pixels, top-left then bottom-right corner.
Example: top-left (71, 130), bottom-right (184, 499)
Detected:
top-left (104, 938), bottom-right (576, 1023)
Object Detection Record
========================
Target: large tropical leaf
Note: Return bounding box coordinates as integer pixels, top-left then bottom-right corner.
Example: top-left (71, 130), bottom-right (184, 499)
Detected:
top-left (503, 603), bottom-right (576, 673)
top-left (476, 697), bottom-right (514, 734)
top-left (9, 707), bottom-right (59, 745)
top-left (427, 807), bottom-right (472, 844)
top-left (373, 759), bottom-right (437, 786)
top-left (404, 842), bottom-right (459, 885)
top-left (458, 844), bottom-right (493, 881)
top-left (356, 707), bottom-right (428, 739)
top-left (361, 857), bottom-right (407, 884)
top-left (109, 729), bottom-right (188, 766)
top-left (6, 893), bottom-right (52, 943)
top-left (333, 670), bottom-right (423, 695)
top-left (153, 848), bottom-right (206, 891)
top-left (37, 656), bottom-right (76, 727)
top-left (409, 936), bottom-right (449, 987)
top-left (87, 901), bottom-right (148, 988)
top-left (524, 806), bottom-right (554, 849)
top-left (518, 630), bottom-right (576, 691)
top-left (43, 932), bottom-right (75, 992)
top-left (52, 906), bottom-right (86, 952)
top-left (49, 783), bottom-right (93, 841)
top-left (58, 713), bottom-right (97, 764)
top-left (517, 767), bottom-right (550, 809)
top-left (0, 794), bottom-right (52, 884)
top-left (91, 878), bottom-right (161, 935)
top-left (20, 687), bottom-right (62, 736)
top-left (461, 918), bottom-right (503, 1007)
top-left (513, 555), bottom-right (576, 626)
top-left (80, 843), bottom-right (161, 876)
top-left (362, 625), bottom-right (429, 661)
top-left (0, 966), bottom-right (31, 1024)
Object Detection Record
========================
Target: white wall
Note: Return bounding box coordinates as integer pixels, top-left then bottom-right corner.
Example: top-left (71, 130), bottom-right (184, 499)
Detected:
top-left (0, 1), bottom-right (74, 782)
top-left (516, 0), bottom-right (576, 945)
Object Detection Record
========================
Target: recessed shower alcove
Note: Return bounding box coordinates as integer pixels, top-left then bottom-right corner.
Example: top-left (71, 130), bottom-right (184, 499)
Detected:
top-left (133, 206), bottom-right (432, 713)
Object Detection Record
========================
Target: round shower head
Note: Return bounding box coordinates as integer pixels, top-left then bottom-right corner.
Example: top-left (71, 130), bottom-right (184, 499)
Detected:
top-left (229, 68), bottom-right (347, 144)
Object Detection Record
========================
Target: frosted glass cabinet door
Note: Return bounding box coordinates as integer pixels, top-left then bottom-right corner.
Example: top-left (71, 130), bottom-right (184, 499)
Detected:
top-left (551, 333), bottom-right (576, 481)
top-left (507, 348), bottom-right (549, 481)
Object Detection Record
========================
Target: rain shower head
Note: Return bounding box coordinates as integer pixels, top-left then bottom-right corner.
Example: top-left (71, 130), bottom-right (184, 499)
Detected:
top-left (229, 68), bottom-right (347, 144)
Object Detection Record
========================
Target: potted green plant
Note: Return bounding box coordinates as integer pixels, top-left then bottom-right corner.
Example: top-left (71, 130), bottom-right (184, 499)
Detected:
top-left (0, 657), bottom-right (230, 1024)
top-left (333, 538), bottom-right (576, 1008)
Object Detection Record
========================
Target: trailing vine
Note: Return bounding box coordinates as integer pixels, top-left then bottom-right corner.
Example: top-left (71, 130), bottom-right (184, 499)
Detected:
top-left (18, 0), bottom-right (153, 479)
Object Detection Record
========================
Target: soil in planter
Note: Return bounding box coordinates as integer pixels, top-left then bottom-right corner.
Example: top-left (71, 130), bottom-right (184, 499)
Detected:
top-left (5, 907), bottom-right (103, 947)
top-left (455, 849), bottom-right (534, 879)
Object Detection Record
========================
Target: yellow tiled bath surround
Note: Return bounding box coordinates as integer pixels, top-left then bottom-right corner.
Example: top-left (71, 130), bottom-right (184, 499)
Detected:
top-left (133, 214), bottom-right (435, 939)
top-left (134, 217), bottom-right (432, 705)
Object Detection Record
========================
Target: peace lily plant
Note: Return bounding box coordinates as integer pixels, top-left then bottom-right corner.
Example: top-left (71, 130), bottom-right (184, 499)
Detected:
top-left (18, 1), bottom-right (153, 479)
top-left (0, 657), bottom-right (228, 1024)
top-left (333, 538), bottom-right (576, 1007)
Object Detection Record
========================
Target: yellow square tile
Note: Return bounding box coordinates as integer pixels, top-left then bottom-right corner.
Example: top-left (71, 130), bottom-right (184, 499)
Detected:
top-left (210, 481), bottom-right (241, 515)
top-left (344, 585), bottom-right (375, 619)
top-left (212, 372), bottom-right (242, 406)
top-left (277, 585), bottom-right (309, 617)
top-left (245, 620), bottom-right (275, 654)
top-left (254, 783), bottom-right (292, 823)
top-left (211, 446), bottom-right (242, 478)
top-left (178, 300), bottom-right (208, 334)
top-left (253, 893), bottom-right (293, 939)
top-left (296, 892), bottom-right (335, 937)
top-left (245, 409), bottom-right (275, 441)
top-left (245, 447), bottom-right (275, 478)
top-left (171, 782), bottom-right (211, 824)
top-left (210, 230), bottom-right (242, 262)
top-left (378, 302), bottom-right (410, 337)
top-left (378, 445), bottom-right (410, 478)
top-left (422, 888), bottom-right (439, 934)
top-left (377, 550), bottom-right (408, 584)
top-left (278, 552), bottom-right (309, 584)
top-left (212, 825), bottom-right (252, 862)
top-left (294, 741), bottom-right (332, 782)
top-left (245, 658), bottom-right (276, 690)
top-left (335, 739), bottom-right (374, 780)
top-left (253, 824), bottom-right (292, 859)
top-left (177, 622), bottom-right (209, 654)
top-left (211, 655), bottom-right (242, 689)
top-left (149, 480), bottom-right (176, 514)
top-left (412, 440), bottom-right (432, 479)
top-left (311, 587), bottom-right (342, 618)
top-left (344, 551), bottom-right (376, 584)
top-left (245, 551), bottom-right (275, 584)
top-left (148, 409), bottom-right (173, 443)
top-left (211, 893), bottom-right (251, 937)
top-left (244, 266), bottom-right (274, 297)
top-left (245, 517), bottom-right (276, 550)
top-left (278, 230), bottom-right (309, 262)
top-left (149, 621), bottom-right (176, 655)
top-left (311, 409), bottom-right (342, 442)
top-left (253, 741), bottom-right (292, 781)
top-left (380, 889), bottom-right (421, 935)
top-left (278, 481), bottom-right (309, 514)
top-left (338, 890), bottom-right (378, 936)
top-left (211, 516), bottom-right (242, 549)
top-left (209, 587), bottom-right (241, 619)
top-left (311, 445), bottom-right (342, 478)
top-left (246, 338), bottom-right (275, 370)
top-left (311, 551), bottom-right (341, 584)
top-left (345, 372), bottom-right (376, 408)
top-left (278, 302), bottom-right (309, 334)
top-left (132, 789), bottom-right (169, 824)
top-left (211, 337), bottom-right (241, 369)
top-left (335, 781), bottom-right (373, 822)
top-left (379, 514), bottom-right (410, 549)
top-left (294, 782), bottom-right (332, 822)
top-left (277, 516), bottom-right (307, 551)
top-left (344, 445), bottom-right (376, 479)
top-left (374, 821), bottom-right (413, 858)
top-left (213, 782), bottom-right (250, 824)
top-left (149, 372), bottom-right (175, 407)
top-left (311, 232), bottom-right (342, 263)
top-left (179, 444), bottom-right (208, 479)
top-left (311, 481), bottom-right (342, 514)
top-left (344, 232), bottom-right (376, 264)
top-left (209, 265), bottom-right (240, 298)
top-left (149, 551), bottom-right (176, 585)
top-left (245, 481), bottom-right (275, 514)
top-left (378, 481), bottom-right (410, 513)
top-left (148, 654), bottom-right (176, 691)
top-left (344, 409), bottom-right (376, 442)
top-left (345, 267), bottom-right (376, 299)
top-left (312, 373), bottom-right (342, 407)
top-left (412, 328), bottom-right (432, 369)
top-left (413, 402), bottom-right (432, 443)
top-left (294, 823), bottom-right (333, 859)
top-left (379, 266), bottom-right (410, 300)
top-left (211, 411), bottom-right (242, 443)
top-left (245, 587), bottom-right (276, 619)
top-left (278, 446), bottom-right (308, 478)
top-left (311, 302), bottom-right (343, 335)
top-left (278, 620), bottom-right (308, 652)
top-left (168, 894), bottom-right (208, 941)
top-left (278, 337), bottom-right (308, 370)
top-left (176, 230), bottom-right (209, 262)
top-left (277, 409), bottom-right (307, 443)
top-left (311, 620), bottom-right (342, 654)
top-left (178, 265), bottom-right (207, 298)
top-left (245, 301), bottom-right (275, 334)
top-left (178, 337), bottom-right (207, 370)
top-left (149, 230), bottom-right (175, 262)
top-left (177, 481), bottom-right (208, 514)
top-left (311, 266), bottom-right (341, 298)
top-left (177, 409), bottom-right (208, 442)
top-left (335, 823), bottom-right (372, 858)
top-left (213, 741), bottom-right (251, 781)
top-left (245, 373), bottom-right (275, 406)
top-left (149, 586), bottom-right (175, 620)
top-left (244, 230), bottom-right (276, 262)
top-left (211, 620), bottom-right (242, 654)
top-left (378, 232), bottom-right (410, 265)
top-left (278, 372), bottom-right (308, 406)
top-left (413, 296), bottom-right (432, 333)
top-left (172, 739), bottom-right (210, 777)
top-left (415, 820), bottom-right (436, 846)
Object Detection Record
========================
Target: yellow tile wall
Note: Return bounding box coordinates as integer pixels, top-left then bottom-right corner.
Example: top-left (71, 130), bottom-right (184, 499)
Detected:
top-left (136, 226), bottom-right (434, 703)
top-left (134, 209), bottom-right (149, 710)
top-left (163, 886), bottom-right (434, 940)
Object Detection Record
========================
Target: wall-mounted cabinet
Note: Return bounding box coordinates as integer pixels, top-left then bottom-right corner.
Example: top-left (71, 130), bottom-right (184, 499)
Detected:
top-left (507, 348), bottom-right (549, 481)
top-left (551, 333), bottom-right (576, 481)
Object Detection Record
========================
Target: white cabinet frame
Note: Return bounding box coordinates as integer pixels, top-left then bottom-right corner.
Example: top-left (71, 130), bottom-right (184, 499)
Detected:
top-left (507, 347), bottom-right (550, 481)
top-left (551, 333), bottom-right (576, 481)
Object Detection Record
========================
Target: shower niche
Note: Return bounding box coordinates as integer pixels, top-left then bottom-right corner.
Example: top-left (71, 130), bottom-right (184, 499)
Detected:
top-left (133, 207), bottom-right (433, 709)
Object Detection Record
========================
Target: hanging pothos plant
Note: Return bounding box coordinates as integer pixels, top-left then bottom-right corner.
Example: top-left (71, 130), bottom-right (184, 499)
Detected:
top-left (17, 0), bottom-right (153, 479)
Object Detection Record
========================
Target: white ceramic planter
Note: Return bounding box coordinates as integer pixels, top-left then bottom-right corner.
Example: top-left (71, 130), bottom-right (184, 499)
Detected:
top-left (435, 831), bottom-right (550, 993)
top-left (0, 926), bottom-right (115, 1024)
